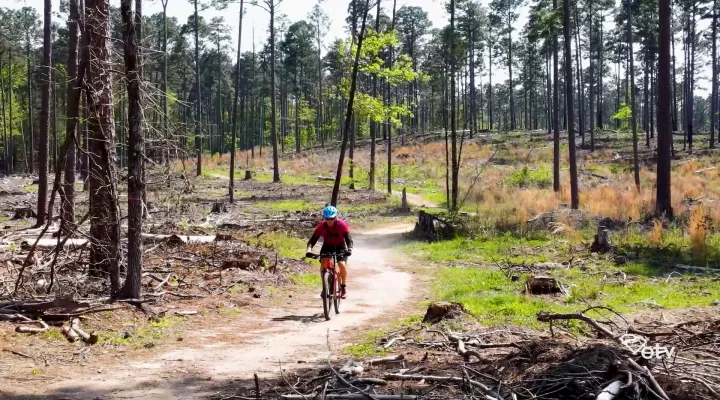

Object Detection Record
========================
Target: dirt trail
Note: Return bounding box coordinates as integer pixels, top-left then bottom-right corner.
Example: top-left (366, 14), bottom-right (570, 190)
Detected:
top-left (18, 224), bottom-right (414, 400)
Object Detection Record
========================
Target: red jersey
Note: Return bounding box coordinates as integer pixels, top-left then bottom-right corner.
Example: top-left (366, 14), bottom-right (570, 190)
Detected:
top-left (312, 219), bottom-right (350, 246)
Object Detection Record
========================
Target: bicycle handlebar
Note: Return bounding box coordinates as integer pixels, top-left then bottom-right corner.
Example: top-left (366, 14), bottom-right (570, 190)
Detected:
top-left (305, 251), bottom-right (349, 259)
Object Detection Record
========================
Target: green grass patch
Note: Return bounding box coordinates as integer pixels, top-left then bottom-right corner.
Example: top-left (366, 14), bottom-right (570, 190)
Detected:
top-left (245, 231), bottom-right (306, 259)
top-left (101, 316), bottom-right (187, 348)
top-left (291, 273), bottom-right (321, 287)
top-left (402, 233), bottom-right (552, 264)
top-left (344, 328), bottom-right (391, 358)
top-left (505, 165), bottom-right (552, 188)
top-left (23, 185), bottom-right (38, 192)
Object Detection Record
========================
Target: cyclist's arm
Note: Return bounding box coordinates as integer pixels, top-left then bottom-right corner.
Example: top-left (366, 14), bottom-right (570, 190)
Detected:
top-left (307, 223), bottom-right (323, 249)
top-left (344, 232), bottom-right (353, 250)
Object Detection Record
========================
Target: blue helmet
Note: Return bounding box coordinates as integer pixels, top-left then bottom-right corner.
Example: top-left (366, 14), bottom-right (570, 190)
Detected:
top-left (323, 205), bottom-right (339, 219)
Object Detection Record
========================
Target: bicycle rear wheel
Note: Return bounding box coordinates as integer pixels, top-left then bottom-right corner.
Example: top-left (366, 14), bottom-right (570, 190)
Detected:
top-left (322, 269), bottom-right (333, 321)
top-left (333, 262), bottom-right (342, 315)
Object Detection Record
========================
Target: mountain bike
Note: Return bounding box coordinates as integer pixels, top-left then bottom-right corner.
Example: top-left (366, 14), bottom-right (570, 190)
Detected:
top-left (306, 251), bottom-right (346, 321)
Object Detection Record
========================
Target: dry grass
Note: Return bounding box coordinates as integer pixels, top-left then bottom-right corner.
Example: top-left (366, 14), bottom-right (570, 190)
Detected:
top-left (651, 219), bottom-right (663, 245)
top-left (689, 205), bottom-right (708, 266)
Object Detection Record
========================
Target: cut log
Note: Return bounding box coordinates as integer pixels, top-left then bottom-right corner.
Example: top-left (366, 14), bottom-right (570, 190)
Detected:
top-left (523, 276), bottom-right (563, 295)
top-left (61, 325), bottom-right (78, 342)
top-left (15, 319), bottom-right (49, 334)
top-left (211, 202), bottom-right (228, 213)
top-left (367, 354), bottom-right (405, 366)
top-left (591, 226), bottom-right (611, 253)
top-left (167, 235), bottom-right (216, 246)
top-left (12, 208), bottom-right (37, 220)
top-left (317, 176), bottom-right (335, 182)
top-left (422, 301), bottom-right (466, 324)
top-left (413, 210), bottom-right (455, 241)
top-left (71, 318), bottom-right (99, 344)
top-left (21, 238), bottom-right (88, 250)
top-left (175, 310), bottom-right (198, 316)
top-left (349, 378), bottom-right (388, 386)
top-left (596, 380), bottom-right (623, 400)
top-left (244, 170), bottom-right (253, 180)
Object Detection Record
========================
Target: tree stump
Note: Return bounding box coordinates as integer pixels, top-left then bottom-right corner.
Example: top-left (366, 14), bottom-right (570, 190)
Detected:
top-left (244, 170), bottom-right (253, 180)
top-left (400, 187), bottom-right (409, 212)
top-left (12, 208), bottom-right (37, 220)
top-left (211, 202), bottom-right (228, 213)
top-left (422, 301), bottom-right (466, 324)
top-left (524, 276), bottom-right (563, 295)
top-left (591, 226), bottom-right (611, 253)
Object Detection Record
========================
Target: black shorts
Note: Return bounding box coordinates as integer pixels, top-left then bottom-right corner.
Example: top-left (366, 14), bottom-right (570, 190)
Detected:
top-left (320, 243), bottom-right (349, 262)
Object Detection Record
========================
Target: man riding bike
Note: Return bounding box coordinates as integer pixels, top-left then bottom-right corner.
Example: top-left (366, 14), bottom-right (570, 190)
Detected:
top-left (306, 205), bottom-right (353, 298)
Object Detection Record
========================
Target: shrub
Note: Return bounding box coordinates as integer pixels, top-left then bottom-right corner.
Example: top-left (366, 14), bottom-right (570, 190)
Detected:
top-left (505, 165), bottom-right (552, 188)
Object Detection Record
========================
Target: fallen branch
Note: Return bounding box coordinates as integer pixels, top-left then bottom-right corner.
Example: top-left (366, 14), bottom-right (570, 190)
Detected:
top-left (367, 354), bottom-right (405, 366)
top-left (536, 311), bottom-right (619, 340)
top-left (15, 318), bottom-right (49, 334)
top-left (61, 325), bottom-right (78, 342)
top-left (71, 318), bottom-right (99, 344)
top-left (384, 374), bottom-right (503, 400)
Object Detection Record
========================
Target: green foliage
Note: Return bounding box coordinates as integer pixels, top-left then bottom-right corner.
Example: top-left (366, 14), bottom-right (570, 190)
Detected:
top-left (612, 102), bottom-right (632, 130)
top-left (505, 165), bottom-right (552, 188)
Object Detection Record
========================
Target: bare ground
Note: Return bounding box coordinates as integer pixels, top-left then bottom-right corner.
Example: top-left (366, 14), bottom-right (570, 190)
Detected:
top-left (0, 223), bottom-right (417, 399)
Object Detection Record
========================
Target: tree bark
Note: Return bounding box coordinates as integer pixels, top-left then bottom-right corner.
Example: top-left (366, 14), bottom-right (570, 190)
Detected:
top-left (628, 0), bottom-right (640, 190)
top-left (37, 0), bottom-right (52, 227)
top-left (330, 0), bottom-right (371, 206)
top-left (194, 0), bottom-right (202, 176)
top-left (61, 0), bottom-right (82, 237)
top-left (656, 0), bottom-right (673, 216)
top-left (120, 0), bottom-right (144, 299)
top-left (386, 0), bottom-right (397, 195)
top-left (162, 0), bottom-right (169, 163)
top-left (230, 0), bottom-right (244, 203)
top-left (270, 0), bottom-right (280, 183)
top-left (450, 0), bottom-right (458, 211)
top-left (563, 0), bottom-right (579, 209)
top-left (26, 33), bottom-right (34, 174)
top-left (710, 0), bottom-right (718, 149)
top-left (588, 8), bottom-right (595, 151)
top-left (86, 0), bottom-right (121, 294)
top-left (369, 0), bottom-right (380, 191)
top-left (553, 0), bottom-right (560, 193)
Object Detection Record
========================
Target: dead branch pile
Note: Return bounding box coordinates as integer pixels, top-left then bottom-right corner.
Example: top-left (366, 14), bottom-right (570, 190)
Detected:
top-left (226, 308), bottom-right (720, 400)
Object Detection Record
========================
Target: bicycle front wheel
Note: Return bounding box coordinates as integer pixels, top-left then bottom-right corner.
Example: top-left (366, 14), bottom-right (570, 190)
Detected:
top-left (322, 270), bottom-right (333, 321)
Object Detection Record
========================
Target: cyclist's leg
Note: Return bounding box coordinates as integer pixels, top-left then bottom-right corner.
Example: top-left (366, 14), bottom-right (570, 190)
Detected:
top-left (336, 244), bottom-right (348, 288)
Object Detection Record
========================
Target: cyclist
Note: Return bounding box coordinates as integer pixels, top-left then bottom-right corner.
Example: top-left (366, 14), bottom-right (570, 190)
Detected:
top-left (306, 205), bottom-right (353, 298)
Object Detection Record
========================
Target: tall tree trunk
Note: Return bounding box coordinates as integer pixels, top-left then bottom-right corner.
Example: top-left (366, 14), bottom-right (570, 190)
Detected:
top-left (644, 61), bottom-right (650, 146)
top-left (470, 33), bottom-right (477, 138)
top-left (546, 52), bottom-right (551, 135)
top-left (687, 7), bottom-right (696, 153)
top-left (26, 35), bottom-right (34, 174)
top-left (270, 1), bottom-right (280, 183)
top-left (194, 0), bottom-right (202, 176)
top-left (120, 0), bottom-right (144, 299)
top-left (671, 13), bottom-right (678, 133)
top-left (61, 0), bottom-right (82, 237)
top-left (553, 0), bottom-right (560, 193)
top-left (230, 0), bottom-right (244, 203)
top-left (589, 8), bottom-right (595, 151)
top-left (37, 0), bottom-right (52, 227)
top-left (162, 0), bottom-right (169, 163)
top-left (656, 0), bottom-right (673, 216)
top-left (628, 0), bottom-right (640, 189)
top-left (386, 0), bottom-right (397, 195)
top-left (8, 48), bottom-right (14, 175)
top-left (369, 0), bottom-right (380, 190)
top-left (294, 93), bottom-right (300, 153)
top-left (86, 0), bottom-right (121, 295)
top-left (573, 4), bottom-right (584, 147)
top-left (597, 15), bottom-right (604, 129)
top-left (450, 0), bottom-right (458, 211)
top-left (563, 0), bottom-right (579, 209)
top-left (508, 20), bottom-right (515, 131)
top-left (710, 0), bottom-right (717, 149)
top-left (488, 42), bottom-right (493, 131)
top-left (330, 0), bottom-right (371, 206)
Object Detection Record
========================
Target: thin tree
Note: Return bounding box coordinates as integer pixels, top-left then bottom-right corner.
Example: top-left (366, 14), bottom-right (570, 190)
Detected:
top-left (230, 0), bottom-right (245, 203)
top-left (710, 0), bottom-right (718, 149)
top-left (656, 0), bottom-right (672, 216)
top-left (86, 0), bottom-right (121, 294)
top-left (61, 0), bottom-right (82, 237)
top-left (194, 0), bottom-right (203, 176)
top-left (627, 0), bottom-right (640, 190)
top-left (120, 0), bottom-right (144, 299)
top-left (563, 0), bottom-right (579, 208)
top-left (37, 0), bottom-right (52, 227)
top-left (553, 0), bottom-right (560, 192)
top-left (330, 0), bottom-right (372, 206)
top-left (450, 0), bottom-right (459, 210)
top-left (387, 0), bottom-right (397, 195)
top-left (161, 0), bottom-right (170, 162)
top-left (251, 0), bottom-right (284, 182)
top-left (369, 0), bottom-right (381, 191)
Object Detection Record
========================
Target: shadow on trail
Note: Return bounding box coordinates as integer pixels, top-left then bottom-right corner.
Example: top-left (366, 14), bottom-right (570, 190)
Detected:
top-left (1, 373), bottom-right (308, 400)
top-left (271, 313), bottom-right (324, 323)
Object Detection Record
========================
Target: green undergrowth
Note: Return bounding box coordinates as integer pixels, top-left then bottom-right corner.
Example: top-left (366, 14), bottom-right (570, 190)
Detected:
top-left (244, 231), bottom-right (306, 259)
top-left (290, 272), bottom-right (321, 287)
top-left (406, 229), bottom-right (720, 331)
top-left (101, 316), bottom-right (187, 349)
top-left (343, 315), bottom-right (423, 358)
